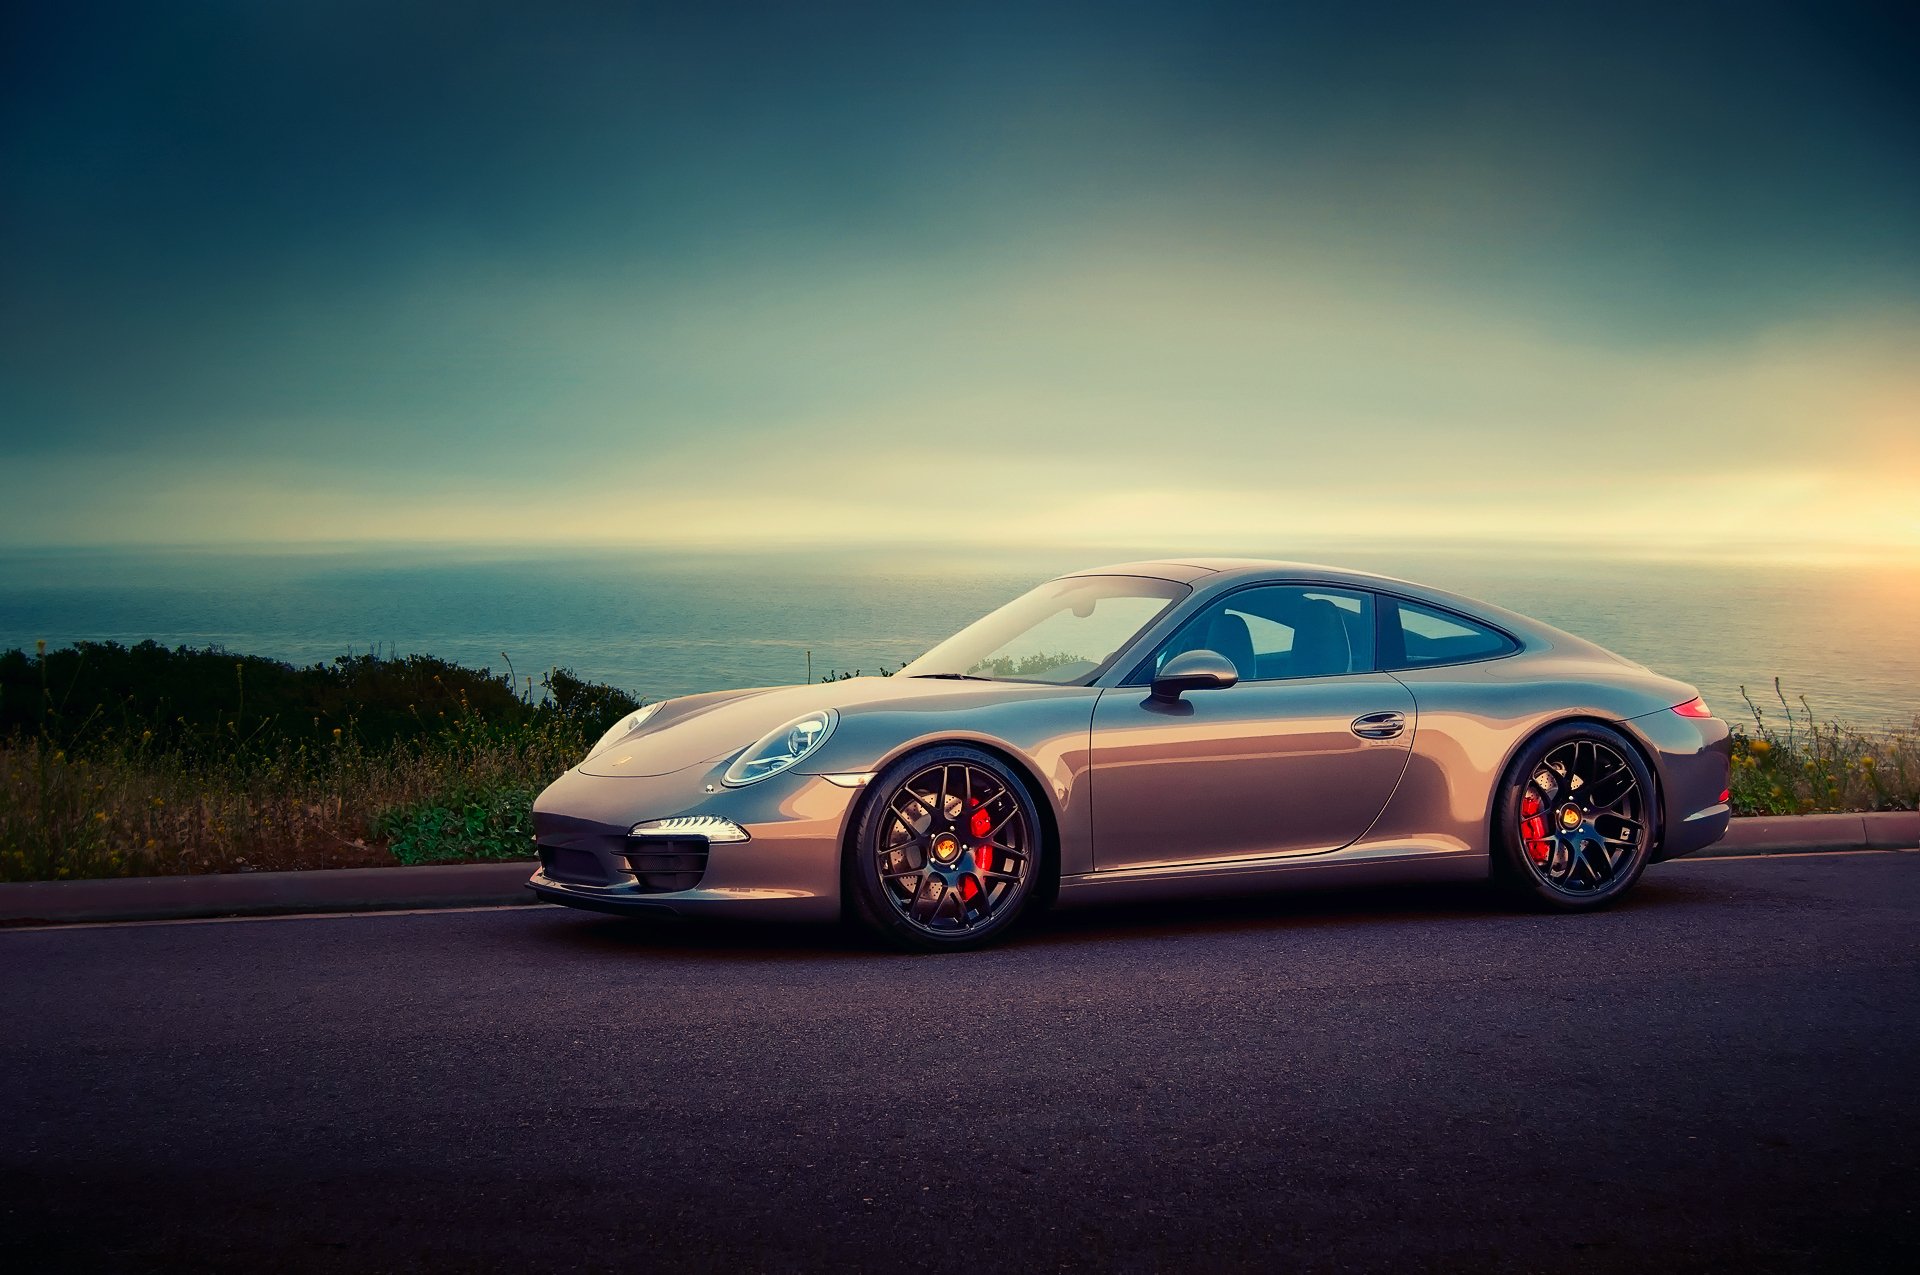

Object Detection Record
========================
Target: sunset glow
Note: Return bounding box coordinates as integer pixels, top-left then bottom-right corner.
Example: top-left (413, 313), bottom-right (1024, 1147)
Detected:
top-left (2, 3), bottom-right (1915, 558)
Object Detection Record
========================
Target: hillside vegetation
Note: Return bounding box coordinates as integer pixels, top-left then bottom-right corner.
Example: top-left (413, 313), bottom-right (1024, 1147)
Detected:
top-left (1, 646), bottom-right (1913, 882)
top-left (1, 641), bottom-right (638, 881)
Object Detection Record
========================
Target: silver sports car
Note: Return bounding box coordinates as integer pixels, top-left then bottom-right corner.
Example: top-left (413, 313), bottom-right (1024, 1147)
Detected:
top-left (530, 559), bottom-right (1732, 950)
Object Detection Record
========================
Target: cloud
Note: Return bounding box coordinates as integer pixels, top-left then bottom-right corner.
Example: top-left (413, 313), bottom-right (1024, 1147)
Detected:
top-left (3, 2), bottom-right (1916, 557)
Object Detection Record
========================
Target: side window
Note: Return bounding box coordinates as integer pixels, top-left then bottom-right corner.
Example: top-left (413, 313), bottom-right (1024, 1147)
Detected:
top-left (1139, 586), bottom-right (1375, 683)
top-left (1384, 599), bottom-right (1516, 668)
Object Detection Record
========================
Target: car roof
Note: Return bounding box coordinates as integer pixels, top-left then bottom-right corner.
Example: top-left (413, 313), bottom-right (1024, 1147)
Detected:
top-left (1066, 557), bottom-right (1414, 590)
top-left (1063, 557), bottom-right (1625, 664)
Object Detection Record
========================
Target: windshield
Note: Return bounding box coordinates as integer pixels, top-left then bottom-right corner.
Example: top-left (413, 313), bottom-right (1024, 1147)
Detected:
top-left (901, 575), bottom-right (1189, 684)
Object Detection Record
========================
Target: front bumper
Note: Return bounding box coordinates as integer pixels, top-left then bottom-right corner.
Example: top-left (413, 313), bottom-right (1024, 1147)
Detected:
top-left (527, 763), bottom-right (858, 923)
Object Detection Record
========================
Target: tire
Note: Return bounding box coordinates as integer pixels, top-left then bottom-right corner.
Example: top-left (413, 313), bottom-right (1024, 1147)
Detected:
top-left (845, 745), bottom-right (1044, 952)
top-left (1492, 721), bottom-right (1657, 911)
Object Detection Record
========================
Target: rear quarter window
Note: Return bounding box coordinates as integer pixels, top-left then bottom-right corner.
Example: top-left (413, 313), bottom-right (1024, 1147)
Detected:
top-left (1383, 598), bottom-right (1517, 669)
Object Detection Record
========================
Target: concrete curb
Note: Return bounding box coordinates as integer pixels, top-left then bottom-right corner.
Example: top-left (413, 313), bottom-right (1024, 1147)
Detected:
top-left (0, 860), bottom-right (538, 926)
top-left (2, 812), bottom-right (1915, 926)
top-left (1702, 810), bottom-right (1920, 856)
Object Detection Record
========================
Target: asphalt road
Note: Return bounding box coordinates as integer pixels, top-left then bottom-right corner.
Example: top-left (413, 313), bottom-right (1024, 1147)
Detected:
top-left (4, 853), bottom-right (1916, 1273)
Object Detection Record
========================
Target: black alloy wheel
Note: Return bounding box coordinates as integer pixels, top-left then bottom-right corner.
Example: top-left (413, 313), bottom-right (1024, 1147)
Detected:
top-left (1494, 722), bottom-right (1656, 910)
top-left (846, 746), bottom-right (1042, 952)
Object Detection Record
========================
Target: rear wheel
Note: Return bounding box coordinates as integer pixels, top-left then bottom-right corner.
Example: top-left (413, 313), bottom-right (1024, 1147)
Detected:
top-left (845, 746), bottom-right (1042, 952)
top-left (1493, 722), bottom-right (1656, 910)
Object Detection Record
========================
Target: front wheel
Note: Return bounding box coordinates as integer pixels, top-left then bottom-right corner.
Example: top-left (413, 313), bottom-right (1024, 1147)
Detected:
top-left (1493, 723), bottom-right (1656, 910)
top-left (845, 746), bottom-right (1043, 952)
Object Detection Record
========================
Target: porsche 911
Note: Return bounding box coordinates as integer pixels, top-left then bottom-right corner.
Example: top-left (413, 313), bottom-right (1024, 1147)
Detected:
top-left (530, 559), bottom-right (1732, 950)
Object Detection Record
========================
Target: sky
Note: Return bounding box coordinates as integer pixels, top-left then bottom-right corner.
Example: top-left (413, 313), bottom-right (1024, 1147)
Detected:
top-left (2, 0), bottom-right (1916, 557)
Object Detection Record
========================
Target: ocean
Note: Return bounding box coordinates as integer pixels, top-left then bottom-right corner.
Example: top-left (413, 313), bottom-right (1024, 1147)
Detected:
top-left (2, 544), bottom-right (1916, 731)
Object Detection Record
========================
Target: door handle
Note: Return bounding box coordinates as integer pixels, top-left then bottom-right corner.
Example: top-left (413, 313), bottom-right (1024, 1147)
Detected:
top-left (1350, 711), bottom-right (1406, 740)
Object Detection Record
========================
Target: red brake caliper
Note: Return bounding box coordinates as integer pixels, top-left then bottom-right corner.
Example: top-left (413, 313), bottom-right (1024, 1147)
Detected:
top-left (1520, 791), bottom-right (1551, 865)
top-left (968, 801), bottom-right (993, 882)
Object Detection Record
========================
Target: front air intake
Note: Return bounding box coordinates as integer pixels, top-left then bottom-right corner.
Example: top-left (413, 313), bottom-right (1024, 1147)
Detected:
top-left (539, 845), bottom-right (612, 885)
top-left (620, 836), bottom-right (709, 894)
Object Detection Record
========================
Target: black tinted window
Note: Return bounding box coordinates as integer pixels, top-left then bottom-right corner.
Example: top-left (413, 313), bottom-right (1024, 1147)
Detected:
top-left (1384, 599), bottom-right (1516, 668)
top-left (1138, 586), bottom-right (1375, 683)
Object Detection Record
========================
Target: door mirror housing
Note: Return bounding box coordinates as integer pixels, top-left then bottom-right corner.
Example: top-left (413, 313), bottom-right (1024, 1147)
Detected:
top-left (1149, 649), bottom-right (1240, 702)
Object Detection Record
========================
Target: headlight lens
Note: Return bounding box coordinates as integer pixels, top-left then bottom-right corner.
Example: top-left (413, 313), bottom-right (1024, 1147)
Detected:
top-left (586, 702), bottom-right (663, 760)
top-left (722, 709), bottom-right (838, 786)
top-left (630, 816), bottom-right (750, 843)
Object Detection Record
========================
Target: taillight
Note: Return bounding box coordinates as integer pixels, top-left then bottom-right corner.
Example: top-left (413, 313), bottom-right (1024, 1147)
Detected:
top-left (1671, 697), bottom-right (1712, 719)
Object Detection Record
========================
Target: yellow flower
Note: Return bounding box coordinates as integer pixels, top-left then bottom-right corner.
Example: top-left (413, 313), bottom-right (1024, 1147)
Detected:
top-left (36, 638), bottom-right (47, 656)
top-left (1749, 739), bottom-right (1772, 755)
top-left (332, 728), bottom-right (343, 739)
top-left (94, 811), bottom-right (108, 822)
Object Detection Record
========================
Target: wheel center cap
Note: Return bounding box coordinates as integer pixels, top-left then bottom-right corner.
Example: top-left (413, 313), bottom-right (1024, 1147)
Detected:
top-left (1559, 804), bottom-right (1583, 830)
top-left (931, 832), bottom-right (961, 864)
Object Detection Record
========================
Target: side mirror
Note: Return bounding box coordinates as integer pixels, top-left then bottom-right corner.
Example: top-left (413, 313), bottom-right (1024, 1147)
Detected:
top-left (1149, 649), bottom-right (1239, 702)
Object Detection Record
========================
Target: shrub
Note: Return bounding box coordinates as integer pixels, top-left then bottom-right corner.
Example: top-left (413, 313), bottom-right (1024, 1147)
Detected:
top-left (374, 785), bottom-right (536, 865)
top-left (0, 644), bottom-right (644, 881)
top-left (1728, 680), bottom-right (1919, 815)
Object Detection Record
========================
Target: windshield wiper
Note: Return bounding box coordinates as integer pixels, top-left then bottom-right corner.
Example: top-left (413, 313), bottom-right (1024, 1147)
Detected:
top-left (906, 672), bottom-right (995, 681)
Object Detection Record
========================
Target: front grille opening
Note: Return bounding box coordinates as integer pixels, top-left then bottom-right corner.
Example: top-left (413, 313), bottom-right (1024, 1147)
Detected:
top-left (621, 836), bottom-right (709, 894)
top-left (539, 845), bottom-right (612, 885)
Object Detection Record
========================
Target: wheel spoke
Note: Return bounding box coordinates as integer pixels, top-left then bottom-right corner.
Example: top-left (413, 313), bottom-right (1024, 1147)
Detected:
top-left (1561, 843), bottom-right (1589, 888)
top-left (965, 875), bottom-right (992, 921)
top-left (1549, 837), bottom-right (1572, 880)
top-left (972, 779), bottom-right (1012, 809)
top-left (938, 881), bottom-right (966, 928)
top-left (1572, 843), bottom-right (1597, 887)
top-left (911, 874), bottom-right (943, 922)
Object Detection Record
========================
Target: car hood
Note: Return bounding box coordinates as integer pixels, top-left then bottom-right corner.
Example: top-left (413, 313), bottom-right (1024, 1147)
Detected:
top-left (575, 676), bottom-right (1046, 777)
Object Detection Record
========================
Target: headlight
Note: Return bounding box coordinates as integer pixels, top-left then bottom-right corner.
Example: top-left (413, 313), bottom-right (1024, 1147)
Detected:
top-left (722, 709), bottom-right (838, 786)
top-left (585, 702), bottom-right (663, 760)
top-left (631, 816), bottom-right (750, 843)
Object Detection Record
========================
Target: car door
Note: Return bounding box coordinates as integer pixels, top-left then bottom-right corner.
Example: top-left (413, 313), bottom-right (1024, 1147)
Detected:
top-left (1089, 584), bottom-right (1415, 870)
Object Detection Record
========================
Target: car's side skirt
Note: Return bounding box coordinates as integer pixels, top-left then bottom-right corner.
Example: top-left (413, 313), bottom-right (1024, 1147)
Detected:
top-left (1052, 844), bottom-right (1487, 910)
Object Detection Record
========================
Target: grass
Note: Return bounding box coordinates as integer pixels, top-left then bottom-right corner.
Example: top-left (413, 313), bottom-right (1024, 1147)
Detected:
top-left (1, 644), bottom-right (1914, 883)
